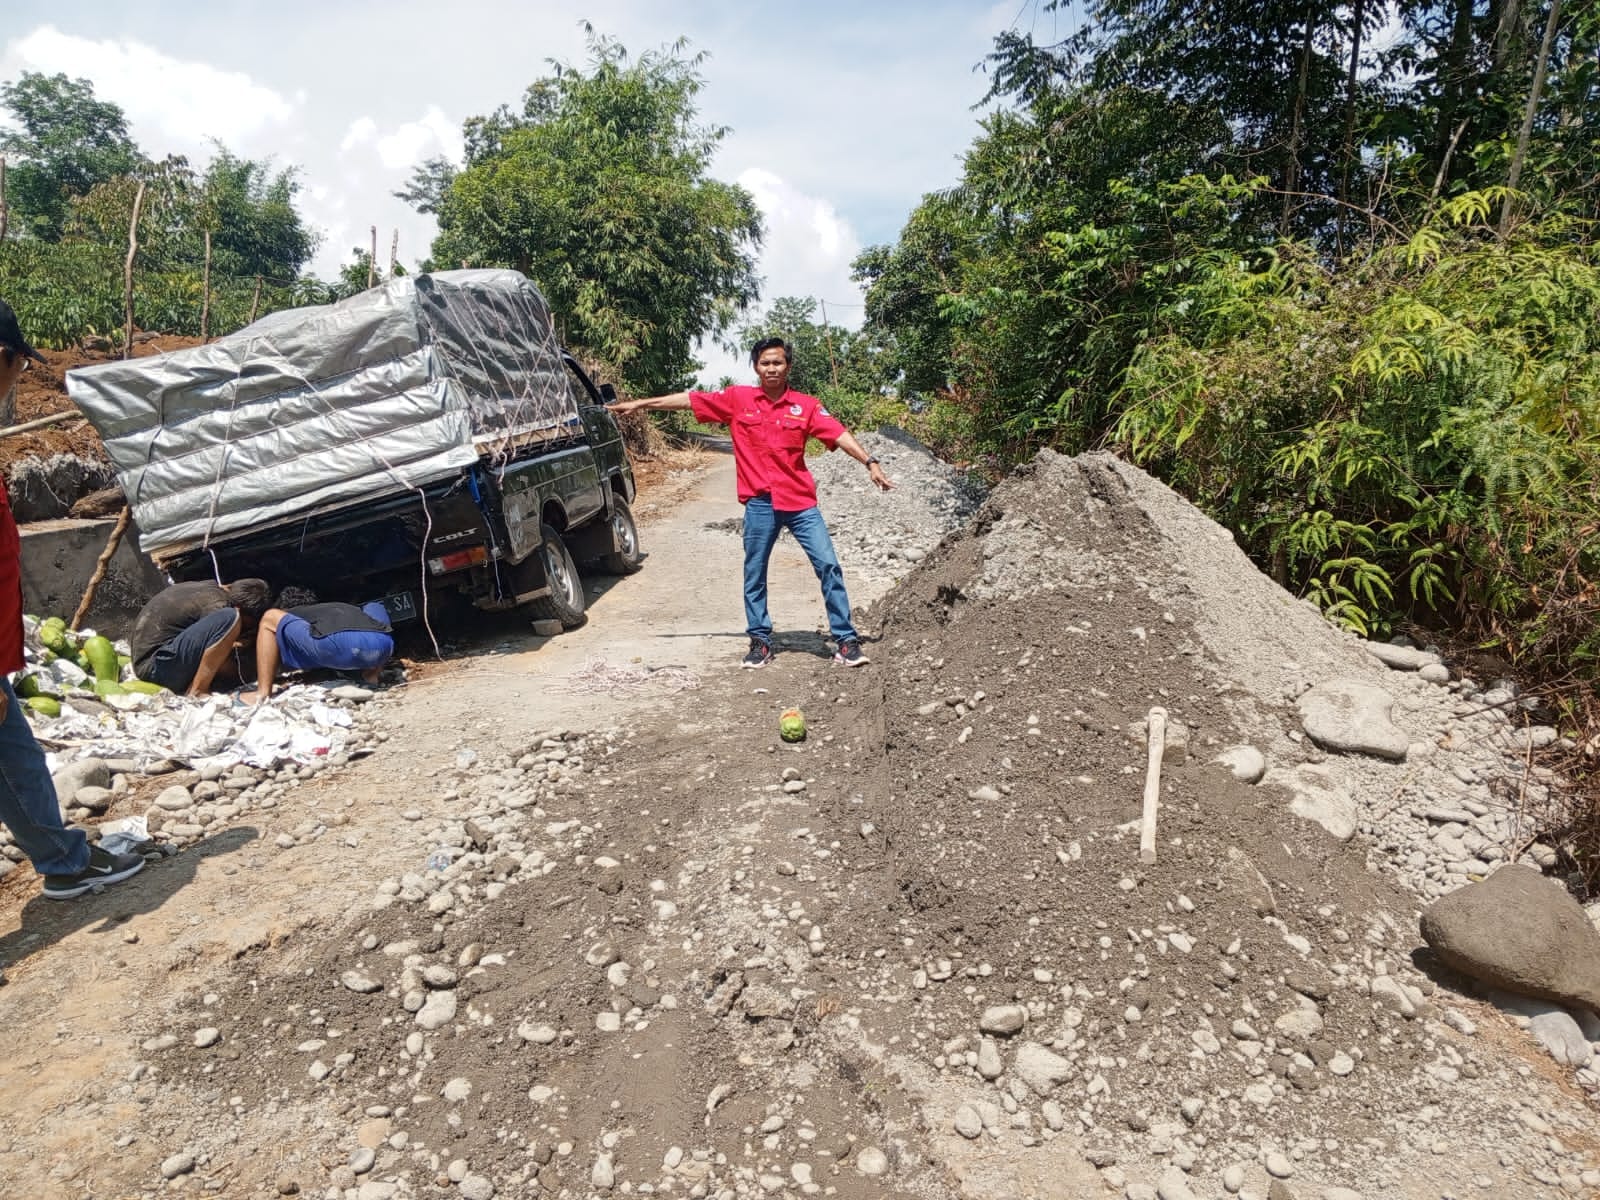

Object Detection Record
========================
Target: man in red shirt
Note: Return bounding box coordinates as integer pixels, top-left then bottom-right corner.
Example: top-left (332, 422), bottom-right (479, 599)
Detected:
top-left (609, 337), bottom-right (893, 668)
top-left (0, 299), bottom-right (144, 899)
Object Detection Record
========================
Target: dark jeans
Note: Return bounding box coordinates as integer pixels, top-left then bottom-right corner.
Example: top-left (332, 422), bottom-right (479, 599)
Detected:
top-left (741, 497), bottom-right (857, 647)
top-left (0, 676), bottom-right (87, 875)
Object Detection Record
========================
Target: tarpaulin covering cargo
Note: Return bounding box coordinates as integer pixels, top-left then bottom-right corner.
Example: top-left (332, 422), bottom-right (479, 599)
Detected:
top-left (66, 270), bottom-right (581, 556)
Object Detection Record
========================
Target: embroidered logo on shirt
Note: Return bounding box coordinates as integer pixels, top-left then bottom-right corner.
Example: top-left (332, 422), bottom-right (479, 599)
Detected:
top-left (788, 404), bottom-right (802, 416)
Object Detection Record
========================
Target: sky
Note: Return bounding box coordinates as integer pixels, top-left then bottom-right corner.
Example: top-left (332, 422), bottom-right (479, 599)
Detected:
top-left (0, 1), bottom-right (1065, 383)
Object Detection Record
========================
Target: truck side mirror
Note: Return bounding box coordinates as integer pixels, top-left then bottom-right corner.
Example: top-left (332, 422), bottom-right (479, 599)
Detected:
top-left (599, 383), bottom-right (618, 404)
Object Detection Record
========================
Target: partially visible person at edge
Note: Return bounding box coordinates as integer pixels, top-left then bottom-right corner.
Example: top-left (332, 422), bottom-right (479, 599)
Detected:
top-left (129, 577), bottom-right (271, 696)
top-left (606, 337), bottom-right (894, 669)
top-left (241, 586), bottom-right (394, 704)
top-left (0, 297), bottom-right (144, 900)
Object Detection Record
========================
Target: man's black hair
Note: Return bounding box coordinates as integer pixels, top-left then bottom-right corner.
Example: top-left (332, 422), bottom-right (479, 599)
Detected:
top-left (749, 337), bottom-right (793, 366)
top-left (224, 578), bottom-right (273, 619)
top-left (276, 586), bottom-right (319, 610)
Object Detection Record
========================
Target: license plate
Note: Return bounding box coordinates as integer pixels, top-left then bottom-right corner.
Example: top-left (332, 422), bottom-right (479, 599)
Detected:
top-left (382, 590), bottom-right (418, 623)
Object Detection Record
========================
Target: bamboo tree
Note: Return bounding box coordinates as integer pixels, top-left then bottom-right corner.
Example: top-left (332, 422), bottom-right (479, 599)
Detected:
top-left (1501, 0), bottom-right (1564, 236)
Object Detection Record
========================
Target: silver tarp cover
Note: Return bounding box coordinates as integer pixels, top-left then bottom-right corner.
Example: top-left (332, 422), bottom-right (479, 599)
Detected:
top-left (65, 270), bottom-right (580, 556)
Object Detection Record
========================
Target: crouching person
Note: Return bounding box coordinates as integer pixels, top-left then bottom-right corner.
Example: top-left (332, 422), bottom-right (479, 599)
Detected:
top-left (245, 587), bottom-right (394, 703)
top-left (129, 578), bottom-right (272, 695)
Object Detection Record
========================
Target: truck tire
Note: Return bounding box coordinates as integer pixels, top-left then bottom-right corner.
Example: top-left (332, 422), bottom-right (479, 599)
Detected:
top-left (528, 524), bottom-right (587, 629)
top-left (600, 497), bottom-right (644, 575)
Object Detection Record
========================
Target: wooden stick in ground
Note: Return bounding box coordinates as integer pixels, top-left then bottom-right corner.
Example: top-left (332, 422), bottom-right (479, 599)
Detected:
top-left (122, 180), bottom-right (146, 360)
top-left (200, 229), bottom-right (212, 339)
top-left (0, 409), bottom-right (85, 438)
top-left (70, 506), bottom-right (132, 631)
top-left (1140, 706), bottom-right (1168, 865)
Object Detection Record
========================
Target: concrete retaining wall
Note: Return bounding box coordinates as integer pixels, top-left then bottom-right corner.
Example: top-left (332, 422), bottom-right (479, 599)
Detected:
top-left (19, 518), bottom-right (167, 637)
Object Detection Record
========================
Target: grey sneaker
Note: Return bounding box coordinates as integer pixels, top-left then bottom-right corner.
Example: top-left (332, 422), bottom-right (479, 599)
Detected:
top-left (832, 639), bottom-right (870, 667)
top-left (740, 639), bottom-right (773, 669)
top-left (42, 844), bottom-right (145, 900)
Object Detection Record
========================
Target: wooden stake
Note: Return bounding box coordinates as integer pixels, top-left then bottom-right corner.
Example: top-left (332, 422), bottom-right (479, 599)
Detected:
top-left (368, 225), bottom-right (378, 289)
top-left (0, 409), bottom-right (85, 439)
top-left (0, 156), bottom-right (8, 243)
top-left (248, 275), bottom-right (263, 324)
top-left (70, 507), bottom-right (132, 632)
top-left (389, 228), bottom-right (399, 279)
top-left (1139, 707), bottom-right (1167, 865)
top-left (122, 180), bottom-right (146, 360)
top-left (200, 229), bottom-right (212, 340)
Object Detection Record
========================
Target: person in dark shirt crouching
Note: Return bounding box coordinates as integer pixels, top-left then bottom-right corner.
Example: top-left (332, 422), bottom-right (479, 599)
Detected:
top-left (242, 587), bottom-right (394, 704)
top-left (129, 579), bottom-right (272, 695)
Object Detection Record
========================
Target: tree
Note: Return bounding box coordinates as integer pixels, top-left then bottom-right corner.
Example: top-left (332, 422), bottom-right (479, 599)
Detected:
top-left (422, 33), bottom-right (763, 394)
top-left (393, 156), bottom-right (457, 218)
top-left (0, 72), bottom-right (141, 240)
top-left (198, 148), bottom-right (316, 281)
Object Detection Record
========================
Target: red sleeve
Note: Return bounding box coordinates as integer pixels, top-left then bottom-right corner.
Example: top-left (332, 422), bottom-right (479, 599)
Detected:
top-left (808, 400), bottom-right (846, 449)
top-left (0, 501), bottom-right (24, 676)
top-left (688, 389), bottom-right (735, 426)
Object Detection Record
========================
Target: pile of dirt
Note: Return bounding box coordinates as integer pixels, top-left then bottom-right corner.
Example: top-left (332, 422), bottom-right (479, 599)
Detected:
top-left (86, 449), bottom-right (1599, 1200)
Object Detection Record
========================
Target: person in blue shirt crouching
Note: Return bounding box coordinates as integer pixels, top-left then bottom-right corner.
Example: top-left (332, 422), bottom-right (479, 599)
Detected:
top-left (242, 587), bottom-right (394, 704)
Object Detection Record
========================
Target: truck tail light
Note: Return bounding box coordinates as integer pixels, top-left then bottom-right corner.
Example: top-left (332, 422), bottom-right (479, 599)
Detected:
top-left (427, 545), bottom-right (489, 575)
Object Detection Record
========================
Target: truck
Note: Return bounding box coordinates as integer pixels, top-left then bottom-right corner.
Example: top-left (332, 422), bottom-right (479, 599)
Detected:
top-left (65, 269), bottom-right (641, 631)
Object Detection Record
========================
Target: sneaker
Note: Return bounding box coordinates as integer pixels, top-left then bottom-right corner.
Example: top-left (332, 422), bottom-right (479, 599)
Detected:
top-left (740, 640), bottom-right (773, 669)
top-left (42, 845), bottom-right (146, 900)
top-left (832, 639), bottom-right (870, 667)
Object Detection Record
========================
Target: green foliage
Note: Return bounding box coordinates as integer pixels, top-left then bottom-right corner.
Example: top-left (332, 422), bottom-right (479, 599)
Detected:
top-left (0, 72), bottom-right (319, 346)
top-left (1, 71), bottom-right (140, 240)
top-left (1116, 196), bottom-right (1600, 661)
top-left (425, 32), bottom-right (762, 395)
top-left (731, 296), bottom-right (903, 430)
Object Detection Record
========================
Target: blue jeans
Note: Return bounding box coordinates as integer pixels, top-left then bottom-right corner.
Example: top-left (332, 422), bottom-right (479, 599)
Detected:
top-left (742, 497), bottom-right (857, 647)
top-left (0, 676), bottom-right (87, 875)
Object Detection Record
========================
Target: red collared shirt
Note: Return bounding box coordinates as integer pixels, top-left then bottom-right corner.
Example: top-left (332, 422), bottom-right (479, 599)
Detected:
top-left (689, 385), bottom-right (847, 510)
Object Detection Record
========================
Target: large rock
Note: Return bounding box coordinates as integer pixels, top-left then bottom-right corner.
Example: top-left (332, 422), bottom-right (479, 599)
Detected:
top-left (1365, 642), bottom-right (1440, 671)
top-left (1265, 764), bottom-right (1358, 841)
top-left (1420, 866), bottom-right (1600, 1015)
top-left (1011, 1042), bottom-right (1074, 1095)
top-left (51, 757), bottom-right (111, 809)
top-left (1297, 680), bottom-right (1409, 760)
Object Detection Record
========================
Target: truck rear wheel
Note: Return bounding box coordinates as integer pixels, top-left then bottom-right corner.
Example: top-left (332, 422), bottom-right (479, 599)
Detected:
top-left (600, 497), bottom-right (644, 575)
top-left (528, 524), bottom-right (587, 629)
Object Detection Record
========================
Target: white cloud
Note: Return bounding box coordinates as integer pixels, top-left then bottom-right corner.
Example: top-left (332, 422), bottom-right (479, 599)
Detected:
top-left (738, 168), bottom-right (863, 323)
top-left (2, 25), bottom-right (295, 153)
top-left (373, 106), bottom-right (462, 171)
top-left (689, 169), bottom-right (867, 387)
top-left (339, 117), bottom-right (377, 153)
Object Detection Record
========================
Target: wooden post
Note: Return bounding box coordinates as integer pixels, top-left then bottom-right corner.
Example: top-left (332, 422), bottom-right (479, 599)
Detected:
top-left (0, 155), bottom-right (8, 243)
top-left (248, 275), bottom-right (263, 324)
top-left (70, 507), bottom-right (133, 631)
top-left (820, 300), bottom-right (839, 390)
top-left (122, 180), bottom-right (146, 360)
top-left (1139, 707), bottom-right (1167, 865)
top-left (368, 226), bottom-right (378, 289)
top-left (200, 229), bottom-right (212, 340)
top-left (389, 228), bottom-right (399, 279)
